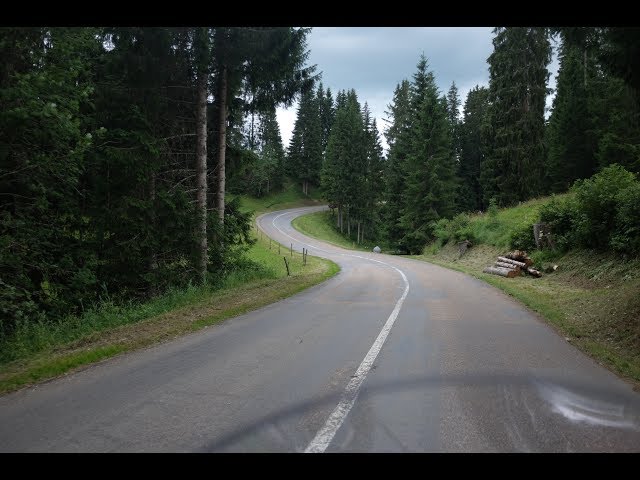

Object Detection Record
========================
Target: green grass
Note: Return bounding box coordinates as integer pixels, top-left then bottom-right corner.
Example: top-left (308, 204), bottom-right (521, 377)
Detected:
top-left (467, 195), bottom-right (563, 249)
top-left (292, 210), bottom-right (381, 253)
top-left (232, 181), bottom-right (324, 216)
top-left (0, 185), bottom-right (340, 395)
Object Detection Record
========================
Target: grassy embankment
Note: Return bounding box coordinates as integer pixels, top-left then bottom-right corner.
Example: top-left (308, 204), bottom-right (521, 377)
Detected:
top-left (0, 182), bottom-right (338, 394)
top-left (293, 196), bottom-right (640, 387)
top-left (292, 210), bottom-right (378, 252)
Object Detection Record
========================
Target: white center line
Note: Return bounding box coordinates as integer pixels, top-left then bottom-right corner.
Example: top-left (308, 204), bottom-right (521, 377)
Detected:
top-left (259, 209), bottom-right (411, 453)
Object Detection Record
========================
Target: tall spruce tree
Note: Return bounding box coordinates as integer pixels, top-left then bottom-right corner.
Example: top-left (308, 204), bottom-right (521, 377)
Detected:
top-left (382, 80), bottom-right (412, 248)
top-left (446, 81), bottom-right (462, 162)
top-left (481, 27), bottom-right (552, 206)
top-left (458, 86), bottom-right (490, 212)
top-left (398, 56), bottom-right (457, 254)
top-left (545, 39), bottom-right (595, 193)
top-left (288, 88), bottom-right (323, 195)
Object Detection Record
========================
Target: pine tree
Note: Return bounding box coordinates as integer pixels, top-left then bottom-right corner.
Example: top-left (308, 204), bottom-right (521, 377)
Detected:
top-left (361, 104), bottom-right (385, 243)
top-left (482, 27), bottom-right (552, 206)
top-left (398, 55), bottom-right (457, 254)
top-left (321, 89), bottom-right (367, 234)
top-left (446, 81), bottom-right (462, 162)
top-left (458, 86), bottom-right (490, 212)
top-left (254, 108), bottom-right (286, 196)
top-left (545, 39), bottom-right (595, 193)
top-left (213, 27), bottom-right (316, 219)
top-left (288, 88), bottom-right (323, 195)
top-left (317, 83), bottom-right (335, 153)
top-left (382, 80), bottom-right (412, 248)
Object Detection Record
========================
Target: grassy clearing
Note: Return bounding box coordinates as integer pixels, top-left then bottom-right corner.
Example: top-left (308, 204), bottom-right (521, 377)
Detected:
top-left (0, 186), bottom-right (339, 395)
top-left (232, 181), bottom-right (324, 216)
top-left (292, 210), bottom-right (377, 252)
top-left (467, 195), bottom-right (560, 249)
top-left (414, 196), bottom-right (640, 388)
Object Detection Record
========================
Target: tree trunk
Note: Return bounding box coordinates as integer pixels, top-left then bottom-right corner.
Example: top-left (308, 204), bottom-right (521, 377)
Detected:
top-left (336, 204), bottom-right (341, 228)
top-left (483, 266), bottom-right (518, 278)
top-left (195, 63), bottom-right (208, 284)
top-left (148, 171), bottom-right (158, 295)
top-left (357, 220), bottom-right (360, 244)
top-left (216, 64), bottom-right (228, 226)
top-left (347, 212), bottom-right (351, 237)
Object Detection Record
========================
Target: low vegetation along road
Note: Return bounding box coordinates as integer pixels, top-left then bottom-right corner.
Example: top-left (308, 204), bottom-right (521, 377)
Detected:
top-left (1, 206), bottom-right (639, 452)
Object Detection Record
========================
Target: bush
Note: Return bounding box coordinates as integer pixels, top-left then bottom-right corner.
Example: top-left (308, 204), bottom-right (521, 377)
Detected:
top-left (572, 164), bottom-right (637, 251)
top-left (509, 222), bottom-right (537, 251)
top-left (540, 165), bottom-right (640, 254)
top-left (432, 218), bottom-right (452, 247)
top-left (539, 196), bottom-right (579, 251)
top-left (431, 213), bottom-right (474, 247)
top-left (611, 182), bottom-right (640, 253)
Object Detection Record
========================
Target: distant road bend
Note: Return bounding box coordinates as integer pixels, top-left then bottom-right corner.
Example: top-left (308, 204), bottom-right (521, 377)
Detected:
top-left (1, 205), bottom-right (639, 452)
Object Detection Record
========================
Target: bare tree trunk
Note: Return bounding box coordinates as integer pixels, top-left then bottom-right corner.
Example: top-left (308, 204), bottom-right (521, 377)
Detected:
top-left (357, 220), bottom-right (360, 244)
top-left (347, 211), bottom-right (351, 237)
top-left (337, 204), bottom-right (341, 228)
top-left (217, 65), bottom-right (228, 226)
top-left (148, 171), bottom-right (158, 295)
top-left (195, 64), bottom-right (208, 284)
top-left (362, 222), bottom-right (365, 244)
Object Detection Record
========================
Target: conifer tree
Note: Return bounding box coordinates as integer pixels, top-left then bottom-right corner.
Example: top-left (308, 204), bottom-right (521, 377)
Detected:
top-left (481, 27), bottom-right (552, 206)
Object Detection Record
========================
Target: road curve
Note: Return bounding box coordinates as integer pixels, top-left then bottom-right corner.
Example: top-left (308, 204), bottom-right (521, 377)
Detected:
top-left (1, 206), bottom-right (639, 452)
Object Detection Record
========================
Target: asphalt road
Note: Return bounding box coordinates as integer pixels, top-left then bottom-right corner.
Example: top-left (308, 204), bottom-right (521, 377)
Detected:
top-left (1, 206), bottom-right (639, 452)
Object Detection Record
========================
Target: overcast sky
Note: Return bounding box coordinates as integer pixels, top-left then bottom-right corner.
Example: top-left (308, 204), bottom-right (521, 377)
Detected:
top-left (276, 27), bottom-right (559, 153)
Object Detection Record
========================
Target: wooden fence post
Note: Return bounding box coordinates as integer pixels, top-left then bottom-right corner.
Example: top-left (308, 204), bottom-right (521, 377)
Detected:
top-left (283, 256), bottom-right (290, 276)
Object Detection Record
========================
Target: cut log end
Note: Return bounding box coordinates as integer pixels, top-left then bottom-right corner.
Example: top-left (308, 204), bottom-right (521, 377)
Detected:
top-left (525, 267), bottom-right (542, 278)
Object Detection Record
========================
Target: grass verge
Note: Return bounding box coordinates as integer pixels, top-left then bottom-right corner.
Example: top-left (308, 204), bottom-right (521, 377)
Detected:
top-left (292, 210), bottom-right (377, 252)
top-left (233, 181), bottom-right (324, 215)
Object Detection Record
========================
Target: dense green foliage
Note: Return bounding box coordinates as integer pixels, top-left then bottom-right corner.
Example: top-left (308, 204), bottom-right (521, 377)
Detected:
top-left (0, 27), bottom-right (314, 338)
top-left (457, 86), bottom-right (489, 212)
top-left (320, 90), bottom-right (384, 243)
top-left (481, 27), bottom-right (552, 207)
top-left (540, 165), bottom-right (640, 254)
top-left (398, 56), bottom-right (457, 253)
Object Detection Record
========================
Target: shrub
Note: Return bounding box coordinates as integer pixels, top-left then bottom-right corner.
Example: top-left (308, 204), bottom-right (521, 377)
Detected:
top-left (432, 218), bottom-right (452, 247)
top-left (509, 222), bottom-right (537, 251)
top-left (572, 164), bottom-right (637, 251)
top-left (540, 165), bottom-right (640, 254)
top-left (539, 196), bottom-right (579, 251)
top-left (431, 213), bottom-right (474, 247)
top-left (611, 182), bottom-right (640, 253)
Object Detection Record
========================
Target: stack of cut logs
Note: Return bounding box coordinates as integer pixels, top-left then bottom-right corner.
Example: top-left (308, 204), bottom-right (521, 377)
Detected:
top-left (483, 250), bottom-right (542, 278)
